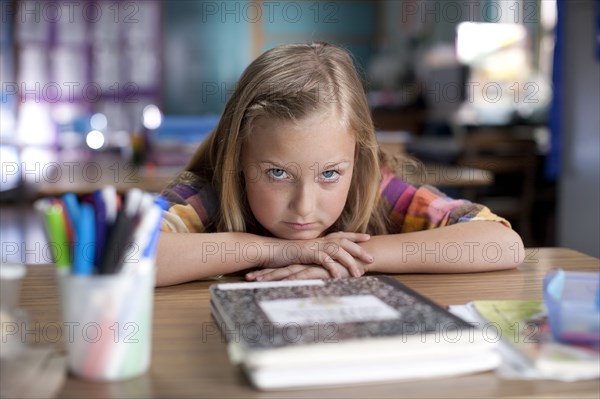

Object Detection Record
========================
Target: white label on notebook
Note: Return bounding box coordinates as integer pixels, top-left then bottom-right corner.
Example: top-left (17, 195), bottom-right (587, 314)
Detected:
top-left (258, 295), bottom-right (400, 325)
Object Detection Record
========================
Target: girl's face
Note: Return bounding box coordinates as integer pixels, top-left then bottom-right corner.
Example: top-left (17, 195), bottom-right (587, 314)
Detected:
top-left (241, 111), bottom-right (356, 240)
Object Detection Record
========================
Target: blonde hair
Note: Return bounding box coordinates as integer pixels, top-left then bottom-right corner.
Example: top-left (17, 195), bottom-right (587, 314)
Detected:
top-left (186, 42), bottom-right (390, 234)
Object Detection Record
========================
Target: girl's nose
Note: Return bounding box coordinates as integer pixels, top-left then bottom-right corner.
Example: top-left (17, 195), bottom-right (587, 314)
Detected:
top-left (289, 182), bottom-right (315, 217)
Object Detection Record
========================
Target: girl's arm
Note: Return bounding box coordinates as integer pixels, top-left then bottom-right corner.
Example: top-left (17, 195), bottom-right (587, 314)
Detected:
top-left (156, 232), bottom-right (266, 286)
top-left (362, 221), bottom-right (524, 273)
top-left (246, 221), bottom-right (524, 281)
top-left (155, 231), bottom-right (374, 286)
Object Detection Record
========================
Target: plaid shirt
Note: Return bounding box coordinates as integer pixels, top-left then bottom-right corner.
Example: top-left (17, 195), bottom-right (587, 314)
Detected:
top-left (160, 169), bottom-right (509, 234)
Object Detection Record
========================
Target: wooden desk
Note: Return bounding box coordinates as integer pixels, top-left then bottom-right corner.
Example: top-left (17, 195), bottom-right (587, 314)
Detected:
top-left (18, 248), bottom-right (600, 398)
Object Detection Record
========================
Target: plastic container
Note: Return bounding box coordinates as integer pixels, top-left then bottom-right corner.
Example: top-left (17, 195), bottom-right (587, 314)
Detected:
top-left (57, 263), bottom-right (155, 381)
top-left (543, 269), bottom-right (600, 345)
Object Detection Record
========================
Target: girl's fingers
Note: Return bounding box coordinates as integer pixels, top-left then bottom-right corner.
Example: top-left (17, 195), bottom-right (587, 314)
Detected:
top-left (316, 253), bottom-right (340, 278)
top-left (321, 235), bottom-right (374, 266)
top-left (323, 247), bottom-right (361, 278)
top-left (315, 251), bottom-right (351, 278)
top-left (247, 263), bottom-right (351, 282)
top-left (254, 233), bottom-right (374, 279)
top-left (339, 239), bottom-right (375, 265)
top-left (246, 269), bottom-right (272, 280)
top-left (283, 266), bottom-right (331, 280)
top-left (245, 269), bottom-right (272, 280)
top-left (322, 240), bottom-right (372, 277)
top-left (248, 265), bottom-right (305, 281)
top-left (329, 239), bottom-right (375, 263)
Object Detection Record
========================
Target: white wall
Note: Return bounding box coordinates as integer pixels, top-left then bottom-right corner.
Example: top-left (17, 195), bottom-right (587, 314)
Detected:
top-left (558, 0), bottom-right (600, 257)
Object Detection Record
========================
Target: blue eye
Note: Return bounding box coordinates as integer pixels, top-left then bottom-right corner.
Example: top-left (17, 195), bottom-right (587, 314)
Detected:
top-left (268, 168), bottom-right (288, 180)
top-left (321, 170), bottom-right (339, 181)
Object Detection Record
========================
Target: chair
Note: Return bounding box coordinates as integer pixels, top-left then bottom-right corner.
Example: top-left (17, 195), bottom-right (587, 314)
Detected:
top-left (457, 126), bottom-right (538, 245)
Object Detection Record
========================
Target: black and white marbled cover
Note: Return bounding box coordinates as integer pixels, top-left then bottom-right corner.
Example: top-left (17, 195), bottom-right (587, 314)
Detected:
top-left (210, 276), bottom-right (473, 351)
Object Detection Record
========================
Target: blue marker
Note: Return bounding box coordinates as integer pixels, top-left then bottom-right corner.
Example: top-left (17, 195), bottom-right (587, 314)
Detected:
top-left (62, 192), bottom-right (80, 223)
top-left (73, 203), bottom-right (95, 275)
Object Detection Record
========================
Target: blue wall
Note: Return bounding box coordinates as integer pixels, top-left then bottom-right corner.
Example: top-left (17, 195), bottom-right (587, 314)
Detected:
top-left (163, 1), bottom-right (376, 115)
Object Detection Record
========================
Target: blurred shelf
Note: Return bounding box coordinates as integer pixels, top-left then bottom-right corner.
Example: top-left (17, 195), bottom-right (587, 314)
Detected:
top-left (34, 162), bottom-right (179, 197)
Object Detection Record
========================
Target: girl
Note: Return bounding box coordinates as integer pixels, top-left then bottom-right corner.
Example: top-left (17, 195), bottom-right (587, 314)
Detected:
top-left (156, 42), bottom-right (524, 287)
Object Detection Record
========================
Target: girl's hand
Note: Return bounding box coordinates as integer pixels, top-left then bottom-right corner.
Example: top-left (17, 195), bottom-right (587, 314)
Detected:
top-left (246, 263), bottom-right (351, 282)
top-left (262, 232), bottom-right (374, 278)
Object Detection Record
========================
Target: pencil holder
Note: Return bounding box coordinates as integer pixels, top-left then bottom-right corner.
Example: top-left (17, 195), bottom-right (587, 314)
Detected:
top-left (57, 262), bottom-right (155, 381)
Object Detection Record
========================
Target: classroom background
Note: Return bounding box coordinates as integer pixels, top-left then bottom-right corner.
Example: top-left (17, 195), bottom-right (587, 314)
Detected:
top-left (1, 0), bottom-right (599, 260)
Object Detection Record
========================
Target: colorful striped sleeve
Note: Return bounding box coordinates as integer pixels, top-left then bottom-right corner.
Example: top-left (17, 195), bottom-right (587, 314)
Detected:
top-left (379, 167), bottom-right (511, 234)
top-left (160, 171), bottom-right (219, 233)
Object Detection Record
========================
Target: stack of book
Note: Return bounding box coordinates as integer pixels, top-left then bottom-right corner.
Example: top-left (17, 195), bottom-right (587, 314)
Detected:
top-left (210, 276), bottom-right (500, 390)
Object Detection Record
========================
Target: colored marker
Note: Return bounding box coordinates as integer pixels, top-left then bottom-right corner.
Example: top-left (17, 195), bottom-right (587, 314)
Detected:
top-left (121, 203), bottom-right (162, 274)
top-left (101, 185), bottom-right (118, 226)
top-left (73, 203), bottom-right (95, 275)
top-left (45, 203), bottom-right (71, 271)
top-left (93, 190), bottom-right (107, 269)
top-left (61, 192), bottom-right (80, 223)
top-left (99, 188), bottom-right (143, 274)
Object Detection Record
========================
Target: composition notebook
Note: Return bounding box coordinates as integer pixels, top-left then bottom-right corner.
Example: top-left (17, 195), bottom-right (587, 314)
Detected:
top-left (209, 276), bottom-right (500, 390)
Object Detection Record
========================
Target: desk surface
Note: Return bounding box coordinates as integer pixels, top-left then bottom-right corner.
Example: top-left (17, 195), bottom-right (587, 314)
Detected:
top-left (18, 248), bottom-right (600, 398)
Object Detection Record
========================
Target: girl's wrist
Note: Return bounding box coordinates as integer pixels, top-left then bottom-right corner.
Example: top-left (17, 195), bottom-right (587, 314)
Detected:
top-left (256, 236), bottom-right (314, 268)
top-left (255, 235), bottom-right (287, 268)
